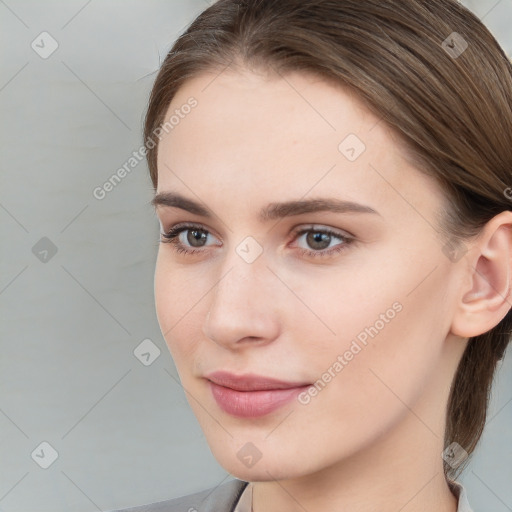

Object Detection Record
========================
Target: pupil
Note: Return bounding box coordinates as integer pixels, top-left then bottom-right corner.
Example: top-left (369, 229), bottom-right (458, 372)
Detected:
top-left (188, 229), bottom-right (207, 247)
top-left (307, 231), bottom-right (330, 250)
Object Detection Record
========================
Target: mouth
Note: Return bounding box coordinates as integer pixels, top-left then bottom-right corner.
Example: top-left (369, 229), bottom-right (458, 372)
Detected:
top-left (204, 371), bottom-right (312, 417)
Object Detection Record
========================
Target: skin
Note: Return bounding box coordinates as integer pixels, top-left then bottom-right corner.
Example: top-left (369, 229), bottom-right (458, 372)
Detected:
top-left (152, 66), bottom-right (512, 512)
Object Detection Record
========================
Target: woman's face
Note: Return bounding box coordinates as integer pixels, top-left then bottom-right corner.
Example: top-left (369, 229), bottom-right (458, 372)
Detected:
top-left (153, 67), bottom-right (466, 481)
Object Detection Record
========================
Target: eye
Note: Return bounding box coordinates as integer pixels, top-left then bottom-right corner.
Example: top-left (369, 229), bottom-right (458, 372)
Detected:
top-left (159, 223), bottom-right (355, 259)
top-left (291, 225), bottom-right (354, 259)
top-left (159, 223), bottom-right (220, 255)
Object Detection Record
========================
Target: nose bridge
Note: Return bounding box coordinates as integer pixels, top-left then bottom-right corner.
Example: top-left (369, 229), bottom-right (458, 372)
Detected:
top-left (203, 241), bottom-right (280, 345)
top-left (211, 243), bottom-right (269, 313)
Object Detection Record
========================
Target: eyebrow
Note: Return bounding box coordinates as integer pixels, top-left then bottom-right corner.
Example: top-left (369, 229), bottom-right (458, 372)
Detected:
top-left (151, 191), bottom-right (380, 221)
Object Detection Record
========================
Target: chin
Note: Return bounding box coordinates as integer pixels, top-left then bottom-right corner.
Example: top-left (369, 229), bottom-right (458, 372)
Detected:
top-left (223, 459), bottom-right (302, 483)
top-left (208, 439), bottom-right (318, 482)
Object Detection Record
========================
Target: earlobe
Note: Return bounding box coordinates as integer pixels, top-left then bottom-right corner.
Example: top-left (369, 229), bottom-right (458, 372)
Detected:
top-left (450, 212), bottom-right (512, 339)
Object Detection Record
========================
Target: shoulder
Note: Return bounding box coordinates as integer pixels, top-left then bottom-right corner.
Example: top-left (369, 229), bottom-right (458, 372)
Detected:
top-left (107, 479), bottom-right (249, 512)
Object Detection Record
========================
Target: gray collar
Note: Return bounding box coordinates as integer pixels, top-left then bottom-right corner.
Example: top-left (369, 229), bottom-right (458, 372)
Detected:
top-left (231, 478), bottom-right (474, 512)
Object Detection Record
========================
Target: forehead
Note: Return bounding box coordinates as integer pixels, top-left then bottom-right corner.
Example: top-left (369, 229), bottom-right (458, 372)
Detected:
top-left (161, 68), bottom-right (377, 160)
top-left (155, 68), bottom-right (444, 224)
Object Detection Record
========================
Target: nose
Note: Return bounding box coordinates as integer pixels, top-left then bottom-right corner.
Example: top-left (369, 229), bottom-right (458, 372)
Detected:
top-left (202, 250), bottom-right (282, 350)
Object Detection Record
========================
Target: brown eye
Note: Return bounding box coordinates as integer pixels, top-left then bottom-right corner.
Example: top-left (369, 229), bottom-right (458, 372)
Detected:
top-left (305, 231), bottom-right (332, 250)
top-left (160, 224), bottom-right (220, 255)
top-left (292, 226), bottom-right (355, 259)
top-left (186, 228), bottom-right (208, 247)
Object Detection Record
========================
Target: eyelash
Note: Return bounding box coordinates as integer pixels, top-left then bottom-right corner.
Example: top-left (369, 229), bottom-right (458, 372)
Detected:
top-left (159, 223), bottom-right (355, 259)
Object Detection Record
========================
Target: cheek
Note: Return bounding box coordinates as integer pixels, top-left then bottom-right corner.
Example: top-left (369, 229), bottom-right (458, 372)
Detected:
top-left (154, 256), bottom-right (176, 332)
top-left (282, 253), bottom-right (406, 359)
top-left (291, 245), bottom-right (451, 408)
top-left (154, 255), bottom-right (202, 363)
top-left (154, 251), bottom-right (204, 326)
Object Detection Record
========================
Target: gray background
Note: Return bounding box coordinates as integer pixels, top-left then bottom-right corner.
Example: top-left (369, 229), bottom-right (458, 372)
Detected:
top-left (0, 1), bottom-right (511, 511)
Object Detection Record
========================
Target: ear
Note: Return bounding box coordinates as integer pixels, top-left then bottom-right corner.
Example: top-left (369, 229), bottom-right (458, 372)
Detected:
top-left (450, 211), bottom-right (512, 338)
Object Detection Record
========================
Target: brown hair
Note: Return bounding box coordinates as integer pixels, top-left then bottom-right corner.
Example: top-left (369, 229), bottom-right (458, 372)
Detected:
top-left (143, 0), bottom-right (512, 480)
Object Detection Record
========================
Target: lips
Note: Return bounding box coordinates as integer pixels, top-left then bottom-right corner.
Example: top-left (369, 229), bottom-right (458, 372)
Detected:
top-left (205, 371), bottom-right (311, 391)
top-left (204, 371), bottom-right (312, 417)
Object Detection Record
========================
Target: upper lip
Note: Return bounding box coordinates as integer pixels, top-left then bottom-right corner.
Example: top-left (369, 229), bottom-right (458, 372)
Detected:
top-left (205, 371), bottom-right (311, 391)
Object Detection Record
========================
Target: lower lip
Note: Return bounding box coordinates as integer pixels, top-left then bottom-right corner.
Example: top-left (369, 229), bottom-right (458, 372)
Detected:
top-left (208, 381), bottom-right (310, 418)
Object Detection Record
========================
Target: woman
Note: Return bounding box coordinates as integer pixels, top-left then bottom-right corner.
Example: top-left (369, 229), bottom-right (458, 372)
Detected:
top-left (112, 0), bottom-right (512, 510)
